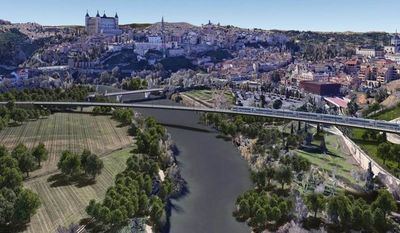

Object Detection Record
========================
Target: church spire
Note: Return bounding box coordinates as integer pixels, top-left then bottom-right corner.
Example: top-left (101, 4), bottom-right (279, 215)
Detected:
top-left (96, 10), bottom-right (100, 17)
top-left (86, 10), bottom-right (89, 17)
top-left (115, 12), bottom-right (119, 18)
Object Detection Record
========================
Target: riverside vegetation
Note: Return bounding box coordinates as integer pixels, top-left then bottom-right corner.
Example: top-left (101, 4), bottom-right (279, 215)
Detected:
top-left (200, 112), bottom-right (398, 233)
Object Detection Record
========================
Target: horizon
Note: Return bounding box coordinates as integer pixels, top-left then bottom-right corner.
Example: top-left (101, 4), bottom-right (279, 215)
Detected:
top-left (2, 0), bottom-right (400, 33)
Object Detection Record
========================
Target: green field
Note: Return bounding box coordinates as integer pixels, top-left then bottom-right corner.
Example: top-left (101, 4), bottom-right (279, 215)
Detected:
top-left (185, 89), bottom-right (234, 106)
top-left (0, 112), bottom-right (133, 178)
top-left (350, 128), bottom-right (400, 177)
top-left (297, 133), bottom-right (364, 188)
top-left (371, 105), bottom-right (400, 121)
top-left (24, 147), bottom-right (133, 233)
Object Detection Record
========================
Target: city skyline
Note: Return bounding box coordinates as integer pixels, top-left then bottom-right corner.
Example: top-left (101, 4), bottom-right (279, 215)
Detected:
top-left (3, 0), bottom-right (400, 32)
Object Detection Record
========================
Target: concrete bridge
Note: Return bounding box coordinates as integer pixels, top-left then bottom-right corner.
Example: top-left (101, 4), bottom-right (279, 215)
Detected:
top-left (4, 101), bottom-right (400, 134)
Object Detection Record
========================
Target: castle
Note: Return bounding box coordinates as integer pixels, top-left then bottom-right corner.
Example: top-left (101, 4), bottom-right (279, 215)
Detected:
top-left (85, 11), bottom-right (122, 36)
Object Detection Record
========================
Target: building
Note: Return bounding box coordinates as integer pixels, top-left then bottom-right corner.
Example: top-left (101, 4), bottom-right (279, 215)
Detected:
top-left (300, 81), bottom-right (342, 96)
top-left (85, 11), bottom-right (122, 35)
top-left (356, 47), bottom-right (384, 58)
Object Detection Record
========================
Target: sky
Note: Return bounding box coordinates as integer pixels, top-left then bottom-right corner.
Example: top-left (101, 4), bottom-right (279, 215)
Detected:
top-left (2, 0), bottom-right (400, 32)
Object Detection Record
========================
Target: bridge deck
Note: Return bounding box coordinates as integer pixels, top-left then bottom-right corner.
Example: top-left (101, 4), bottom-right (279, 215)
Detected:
top-left (3, 101), bottom-right (400, 134)
top-left (103, 88), bottom-right (164, 97)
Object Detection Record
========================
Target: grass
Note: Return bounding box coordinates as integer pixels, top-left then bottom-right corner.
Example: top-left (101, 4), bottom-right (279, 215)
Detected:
top-left (185, 89), bottom-right (234, 105)
top-left (371, 104), bottom-right (400, 121)
top-left (350, 128), bottom-right (400, 177)
top-left (23, 147), bottom-right (133, 233)
top-left (349, 103), bottom-right (400, 178)
top-left (297, 132), bottom-right (364, 189)
top-left (0, 112), bottom-right (133, 178)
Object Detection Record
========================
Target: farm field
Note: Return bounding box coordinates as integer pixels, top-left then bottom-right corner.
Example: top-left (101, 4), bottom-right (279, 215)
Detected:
top-left (23, 147), bottom-right (133, 233)
top-left (0, 112), bottom-right (133, 177)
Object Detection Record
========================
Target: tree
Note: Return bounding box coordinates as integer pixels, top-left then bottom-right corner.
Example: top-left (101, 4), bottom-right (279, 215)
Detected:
top-left (371, 189), bottom-right (397, 218)
top-left (273, 99), bottom-right (283, 109)
top-left (265, 167), bottom-right (275, 186)
top-left (0, 189), bottom-right (16, 225)
top-left (32, 143), bottom-right (48, 167)
top-left (13, 189), bottom-right (41, 223)
top-left (377, 143), bottom-right (391, 165)
top-left (390, 144), bottom-right (400, 168)
top-left (320, 135), bottom-right (327, 154)
top-left (11, 143), bottom-right (29, 161)
top-left (274, 166), bottom-right (293, 189)
top-left (347, 99), bottom-right (359, 116)
top-left (18, 152), bottom-right (35, 177)
top-left (0, 167), bottom-right (23, 190)
top-left (84, 154), bottom-right (104, 179)
top-left (361, 209), bottom-right (373, 231)
top-left (99, 206), bottom-right (111, 224)
top-left (327, 195), bottom-right (352, 227)
top-left (80, 149), bottom-right (91, 172)
top-left (305, 193), bottom-right (325, 218)
top-left (372, 208), bottom-right (386, 232)
top-left (0, 146), bottom-right (9, 158)
top-left (57, 151), bottom-right (81, 177)
top-left (11, 108), bottom-right (28, 124)
top-left (352, 205), bottom-right (363, 230)
top-left (111, 209), bottom-right (126, 227)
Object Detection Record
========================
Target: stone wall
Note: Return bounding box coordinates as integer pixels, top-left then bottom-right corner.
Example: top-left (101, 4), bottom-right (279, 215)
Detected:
top-left (336, 127), bottom-right (400, 198)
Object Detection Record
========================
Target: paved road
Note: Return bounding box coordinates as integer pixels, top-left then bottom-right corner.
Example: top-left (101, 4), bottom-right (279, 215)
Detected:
top-left (3, 101), bottom-right (400, 134)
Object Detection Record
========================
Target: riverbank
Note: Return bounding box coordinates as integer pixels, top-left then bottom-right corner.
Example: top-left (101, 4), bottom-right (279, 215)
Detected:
top-left (136, 98), bottom-right (252, 233)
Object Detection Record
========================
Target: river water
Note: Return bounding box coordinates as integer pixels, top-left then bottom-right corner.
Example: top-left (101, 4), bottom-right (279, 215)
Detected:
top-left (137, 99), bottom-right (252, 233)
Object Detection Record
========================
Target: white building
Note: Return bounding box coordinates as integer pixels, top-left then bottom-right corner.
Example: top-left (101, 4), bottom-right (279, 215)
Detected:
top-left (356, 47), bottom-right (384, 58)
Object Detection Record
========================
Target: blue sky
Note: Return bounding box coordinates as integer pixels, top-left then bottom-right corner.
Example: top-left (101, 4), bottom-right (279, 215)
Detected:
top-left (2, 0), bottom-right (399, 32)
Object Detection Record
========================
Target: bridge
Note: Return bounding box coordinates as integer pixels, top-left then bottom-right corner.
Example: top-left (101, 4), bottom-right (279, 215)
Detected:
top-left (103, 88), bottom-right (165, 97)
top-left (4, 101), bottom-right (400, 134)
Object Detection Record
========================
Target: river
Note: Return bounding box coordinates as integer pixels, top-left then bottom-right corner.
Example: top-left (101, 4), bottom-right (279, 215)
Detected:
top-left (137, 99), bottom-right (252, 233)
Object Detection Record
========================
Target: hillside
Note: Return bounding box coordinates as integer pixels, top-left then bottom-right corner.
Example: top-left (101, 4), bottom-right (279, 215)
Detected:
top-left (0, 28), bottom-right (47, 68)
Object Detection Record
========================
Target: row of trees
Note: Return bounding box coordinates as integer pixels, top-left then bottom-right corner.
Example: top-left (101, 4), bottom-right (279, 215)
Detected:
top-left (122, 78), bottom-right (148, 91)
top-left (234, 191), bottom-right (293, 232)
top-left (57, 150), bottom-right (103, 180)
top-left (0, 86), bottom-right (92, 102)
top-left (86, 117), bottom-right (171, 232)
top-left (112, 108), bottom-right (134, 126)
top-left (377, 141), bottom-right (400, 167)
top-left (0, 146), bottom-right (41, 228)
top-left (305, 189), bottom-right (397, 232)
top-left (7, 143), bottom-right (48, 177)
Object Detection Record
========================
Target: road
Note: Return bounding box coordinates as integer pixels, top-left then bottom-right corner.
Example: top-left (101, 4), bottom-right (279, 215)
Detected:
top-left (3, 101), bottom-right (400, 134)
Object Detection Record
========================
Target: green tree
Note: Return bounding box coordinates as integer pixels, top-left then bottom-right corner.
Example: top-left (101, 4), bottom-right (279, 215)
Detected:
top-left (80, 149), bottom-right (91, 173)
top-left (273, 99), bottom-right (283, 109)
top-left (32, 142), bottom-right (48, 167)
top-left (57, 151), bottom-right (81, 177)
top-left (371, 189), bottom-right (397, 218)
top-left (274, 166), bottom-right (293, 189)
top-left (0, 167), bottom-right (23, 190)
top-left (305, 193), bottom-right (325, 218)
top-left (84, 154), bottom-right (104, 179)
top-left (111, 209), bottom-right (126, 227)
top-left (11, 143), bottom-right (29, 162)
top-left (0, 146), bottom-right (9, 158)
top-left (11, 108), bottom-right (28, 124)
top-left (13, 189), bottom-right (41, 223)
top-left (18, 152), bottom-right (35, 177)
top-left (377, 143), bottom-right (391, 165)
top-left (372, 208), bottom-right (386, 232)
